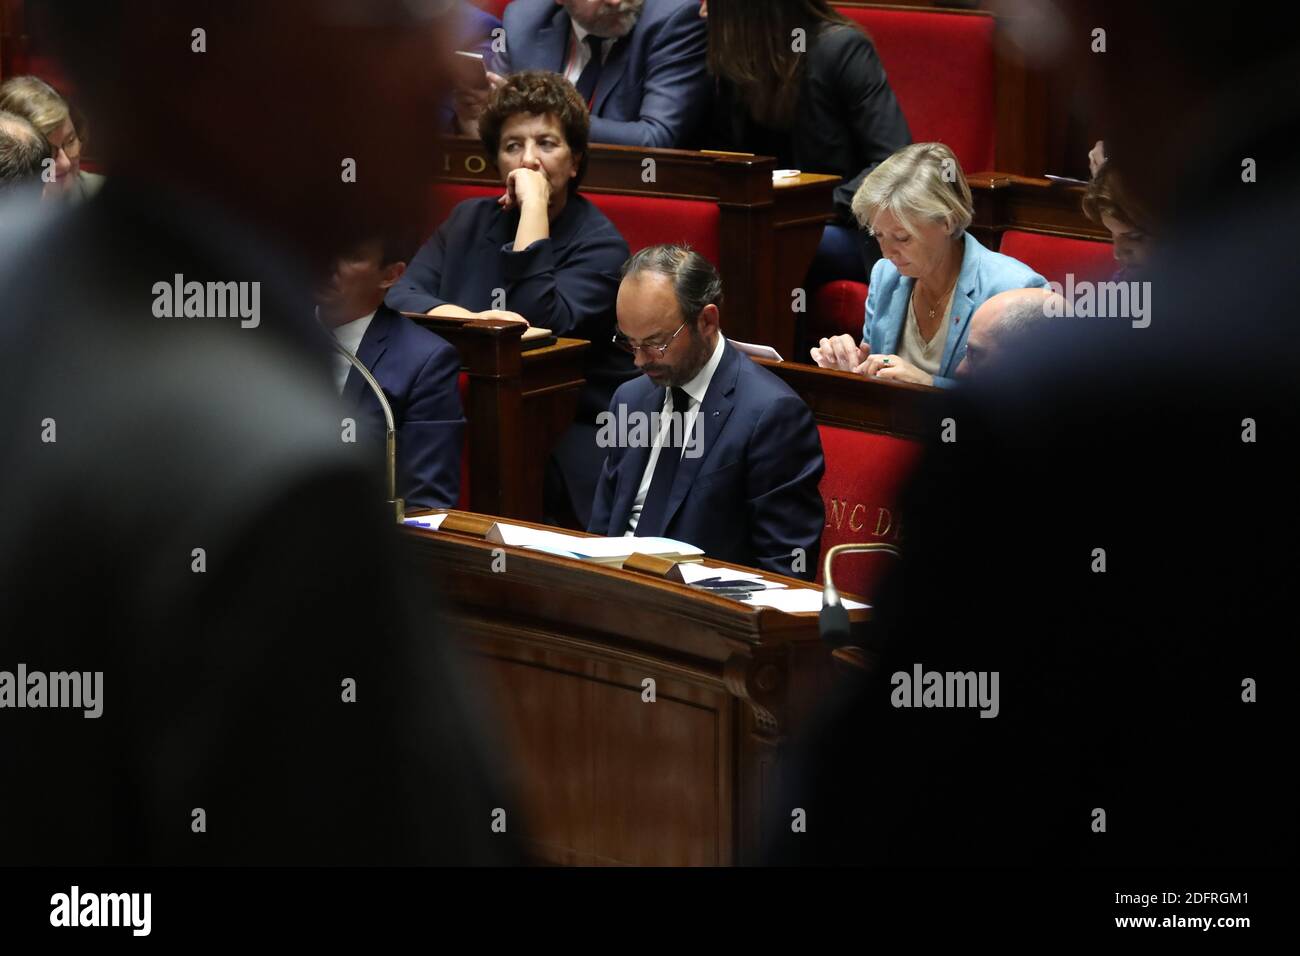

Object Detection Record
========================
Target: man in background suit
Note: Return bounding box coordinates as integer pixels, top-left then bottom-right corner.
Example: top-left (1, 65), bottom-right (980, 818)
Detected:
top-left (458, 0), bottom-right (502, 55)
top-left (441, 1), bottom-right (504, 131)
top-left (472, 0), bottom-right (709, 148)
top-left (318, 236), bottom-right (465, 510)
top-left (590, 244), bottom-right (825, 579)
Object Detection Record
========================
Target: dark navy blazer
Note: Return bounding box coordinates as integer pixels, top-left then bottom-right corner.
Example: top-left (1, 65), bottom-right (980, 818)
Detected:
top-left (589, 341), bottom-right (826, 579)
top-left (384, 193), bottom-right (634, 418)
top-left (491, 0), bottom-right (710, 148)
top-left (457, 0), bottom-right (500, 55)
top-left (343, 305), bottom-right (464, 511)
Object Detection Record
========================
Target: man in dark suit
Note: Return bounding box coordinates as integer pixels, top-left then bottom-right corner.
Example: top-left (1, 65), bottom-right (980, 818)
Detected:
top-left (318, 236), bottom-right (465, 510)
top-left (590, 244), bottom-right (825, 579)
top-left (479, 0), bottom-right (709, 148)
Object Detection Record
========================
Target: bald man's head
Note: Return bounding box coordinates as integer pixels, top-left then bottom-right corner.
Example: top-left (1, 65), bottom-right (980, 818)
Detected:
top-left (957, 287), bottom-right (1064, 379)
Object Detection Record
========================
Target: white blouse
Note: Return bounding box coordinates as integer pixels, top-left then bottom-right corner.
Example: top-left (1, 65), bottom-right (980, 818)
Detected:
top-left (898, 286), bottom-right (955, 377)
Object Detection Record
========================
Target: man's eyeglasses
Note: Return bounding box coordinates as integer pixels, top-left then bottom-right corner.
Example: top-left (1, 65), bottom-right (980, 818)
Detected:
top-left (612, 320), bottom-right (687, 358)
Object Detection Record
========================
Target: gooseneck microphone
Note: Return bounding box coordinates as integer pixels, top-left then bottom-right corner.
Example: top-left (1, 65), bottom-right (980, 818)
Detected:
top-left (332, 339), bottom-right (405, 523)
top-left (819, 542), bottom-right (900, 647)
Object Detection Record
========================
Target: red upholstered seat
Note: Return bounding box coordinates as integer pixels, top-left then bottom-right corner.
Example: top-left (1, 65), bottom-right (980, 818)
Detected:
top-left (583, 193), bottom-right (721, 262)
top-left (428, 186), bottom-right (721, 263)
top-left (834, 6), bottom-right (996, 173)
top-left (816, 424), bottom-right (924, 601)
top-left (808, 279), bottom-right (869, 351)
top-left (996, 230), bottom-right (1116, 287)
top-left (456, 371), bottom-right (471, 510)
top-left (431, 183), bottom-right (501, 226)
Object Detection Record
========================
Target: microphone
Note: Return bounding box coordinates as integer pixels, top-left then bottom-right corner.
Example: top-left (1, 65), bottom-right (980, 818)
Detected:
top-left (819, 542), bottom-right (900, 648)
top-left (332, 339), bottom-right (404, 523)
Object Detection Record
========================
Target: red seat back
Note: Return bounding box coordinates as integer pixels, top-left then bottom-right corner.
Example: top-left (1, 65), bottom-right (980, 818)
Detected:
top-left (428, 186), bottom-right (721, 264)
top-left (431, 183), bottom-right (501, 227)
top-left (834, 6), bottom-right (996, 173)
top-left (996, 230), bottom-right (1116, 287)
top-left (816, 424), bottom-right (923, 600)
top-left (584, 193), bottom-right (721, 263)
top-left (808, 279), bottom-right (869, 351)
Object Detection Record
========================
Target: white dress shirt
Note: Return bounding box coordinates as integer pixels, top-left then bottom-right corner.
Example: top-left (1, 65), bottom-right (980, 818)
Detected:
top-left (563, 21), bottom-right (614, 87)
top-left (627, 333), bottom-right (727, 534)
top-left (330, 310), bottom-right (376, 394)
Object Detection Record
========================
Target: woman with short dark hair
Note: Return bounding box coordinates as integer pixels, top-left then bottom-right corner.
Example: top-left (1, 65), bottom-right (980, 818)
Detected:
top-left (388, 70), bottom-right (621, 333)
top-left (386, 70), bottom-right (633, 527)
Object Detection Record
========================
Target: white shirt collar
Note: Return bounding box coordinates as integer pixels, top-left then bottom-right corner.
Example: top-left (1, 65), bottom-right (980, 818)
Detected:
top-left (328, 309), bottom-right (377, 394)
top-left (331, 309), bottom-right (376, 355)
top-left (676, 333), bottom-right (726, 407)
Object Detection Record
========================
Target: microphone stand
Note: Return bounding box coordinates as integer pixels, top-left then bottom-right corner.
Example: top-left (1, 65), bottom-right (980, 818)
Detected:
top-left (332, 340), bottom-right (405, 523)
top-left (819, 542), bottom-right (900, 648)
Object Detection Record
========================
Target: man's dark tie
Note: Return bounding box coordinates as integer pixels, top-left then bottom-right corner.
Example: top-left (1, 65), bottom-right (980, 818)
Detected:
top-left (575, 35), bottom-right (605, 104)
top-left (635, 387), bottom-right (691, 537)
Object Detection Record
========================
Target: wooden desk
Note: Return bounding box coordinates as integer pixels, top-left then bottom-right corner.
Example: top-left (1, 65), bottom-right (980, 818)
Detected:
top-left (773, 172), bottom-right (842, 358)
top-left (401, 510), bottom-right (868, 865)
top-left (437, 138), bottom-right (839, 359)
top-left (752, 356), bottom-right (949, 440)
top-left (407, 314), bottom-right (589, 521)
top-left (968, 171), bottom-right (1109, 245)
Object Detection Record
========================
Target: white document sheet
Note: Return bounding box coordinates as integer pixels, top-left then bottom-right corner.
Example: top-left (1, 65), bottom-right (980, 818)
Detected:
top-left (677, 563), bottom-right (764, 584)
top-left (743, 589), bottom-right (869, 613)
top-left (730, 339), bottom-right (784, 362)
top-left (566, 536), bottom-right (704, 559)
top-left (487, 523), bottom-right (589, 551)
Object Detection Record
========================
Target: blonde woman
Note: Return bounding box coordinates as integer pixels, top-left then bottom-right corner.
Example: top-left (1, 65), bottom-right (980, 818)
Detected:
top-left (811, 142), bottom-right (1047, 388)
top-left (0, 75), bottom-right (105, 203)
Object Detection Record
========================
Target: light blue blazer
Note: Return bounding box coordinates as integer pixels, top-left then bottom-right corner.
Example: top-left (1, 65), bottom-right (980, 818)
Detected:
top-left (863, 230), bottom-right (1047, 388)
